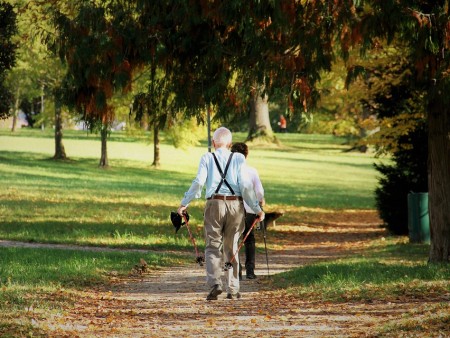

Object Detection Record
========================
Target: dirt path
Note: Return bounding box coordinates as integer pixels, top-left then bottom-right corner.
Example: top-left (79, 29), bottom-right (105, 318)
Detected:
top-left (3, 210), bottom-right (443, 337)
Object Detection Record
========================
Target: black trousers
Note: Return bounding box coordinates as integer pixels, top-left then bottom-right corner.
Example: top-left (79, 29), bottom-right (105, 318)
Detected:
top-left (242, 213), bottom-right (258, 272)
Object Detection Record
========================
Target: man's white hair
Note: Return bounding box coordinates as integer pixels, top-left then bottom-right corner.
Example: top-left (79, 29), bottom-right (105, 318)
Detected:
top-left (213, 127), bottom-right (232, 147)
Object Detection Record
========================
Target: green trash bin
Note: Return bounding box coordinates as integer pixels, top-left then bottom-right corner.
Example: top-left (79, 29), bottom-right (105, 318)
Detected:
top-left (407, 192), bottom-right (430, 243)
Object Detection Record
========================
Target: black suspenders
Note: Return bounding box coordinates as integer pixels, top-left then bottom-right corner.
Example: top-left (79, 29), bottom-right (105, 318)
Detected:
top-left (212, 153), bottom-right (235, 195)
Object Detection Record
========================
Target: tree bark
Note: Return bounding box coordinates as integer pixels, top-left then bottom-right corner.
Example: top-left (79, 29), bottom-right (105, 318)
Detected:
top-left (99, 123), bottom-right (109, 167)
top-left (53, 92), bottom-right (67, 160)
top-left (357, 106), bottom-right (370, 153)
top-left (152, 124), bottom-right (160, 168)
top-left (40, 86), bottom-right (45, 131)
top-left (11, 88), bottom-right (20, 132)
top-left (141, 114), bottom-right (150, 131)
top-left (427, 90), bottom-right (450, 262)
top-left (247, 89), bottom-right (275, 142)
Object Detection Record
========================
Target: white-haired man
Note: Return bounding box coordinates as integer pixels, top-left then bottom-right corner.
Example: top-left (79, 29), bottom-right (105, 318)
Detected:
top-left (178, 127), bottom-right (264, 300)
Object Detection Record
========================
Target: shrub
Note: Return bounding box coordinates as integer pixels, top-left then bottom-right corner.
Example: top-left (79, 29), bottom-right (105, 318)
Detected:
top-left (374, 122), bottom-right (428, 235)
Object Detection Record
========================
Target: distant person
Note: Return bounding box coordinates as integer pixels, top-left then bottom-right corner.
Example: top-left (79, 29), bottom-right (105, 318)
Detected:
top-left (178, 127), bottom-right (264, 301)
top-left (278, 115), bottom-right (287, 133)
top-left (231, 142), bottom-right (265, 280)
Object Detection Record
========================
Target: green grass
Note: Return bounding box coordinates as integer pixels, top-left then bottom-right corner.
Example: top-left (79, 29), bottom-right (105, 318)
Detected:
top-left (0, 246), bottom-right (180, 288)
top-left (274, 237), bottom-right (450, 303)
top-left (0, 129), bottom-right (380, 248)
top-left (0, 151), bottom-right (203, 249)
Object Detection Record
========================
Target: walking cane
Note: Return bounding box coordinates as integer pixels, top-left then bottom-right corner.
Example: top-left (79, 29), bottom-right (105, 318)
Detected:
top-left (182, 213), bottom-right (205, 266)
top-left (224, 216), bottom-right (260, 271)
top-left (171, 211), bottom-right (204, 266)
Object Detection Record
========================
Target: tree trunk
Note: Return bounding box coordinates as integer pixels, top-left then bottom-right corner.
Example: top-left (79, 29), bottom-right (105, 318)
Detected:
top-left (99, 123), bottom-right (109, 167)
top-left (53, 92), bottom-right (67, 160)
top-left (40, 86), bottom-right (45, 131)
top-left (11, 88), bottom-right (20, 132)
top-left (357, 106), bottom-right (370, 153)
top-left (152, 124), bottom-right (160, 168)
top-left (247, 89), bottom-right (275, 142)
top-left (140, 114), bottom-right (149, 131)
top-left (427, 91), bottom-right (450, 262)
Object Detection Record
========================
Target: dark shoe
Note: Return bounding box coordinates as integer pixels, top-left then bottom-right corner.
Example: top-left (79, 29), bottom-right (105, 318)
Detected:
top-left (226, 292), bottom-right (241, 299)
top-left (206, 284), bottom-right (222, 300)
top-left (246, 271), bottom-right (257, 279)
top-left (247, 272), bottom-right (257, 279)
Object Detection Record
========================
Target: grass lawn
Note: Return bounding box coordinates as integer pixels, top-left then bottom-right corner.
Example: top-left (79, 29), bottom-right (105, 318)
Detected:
top-left (275, 237), bottom-right (449, 303)
top-left (0, 128), bottom-right (379, 249)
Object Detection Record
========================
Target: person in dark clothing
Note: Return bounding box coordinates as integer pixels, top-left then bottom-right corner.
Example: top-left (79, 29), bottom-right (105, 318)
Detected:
top-left (231, 142), bottom-right (265, 279)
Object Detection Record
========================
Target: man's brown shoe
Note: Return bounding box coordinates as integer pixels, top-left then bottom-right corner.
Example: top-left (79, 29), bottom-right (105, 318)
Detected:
top-left (206, 284), bottom-right (222, 300)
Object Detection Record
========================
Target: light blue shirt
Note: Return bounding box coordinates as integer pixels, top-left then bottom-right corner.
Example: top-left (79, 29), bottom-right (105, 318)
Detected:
top-left (180, 148), bottom-right (262, 214)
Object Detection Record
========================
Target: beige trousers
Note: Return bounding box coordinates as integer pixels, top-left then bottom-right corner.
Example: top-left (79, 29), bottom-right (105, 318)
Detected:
top-left (203, 199), bottom-right (245, 294)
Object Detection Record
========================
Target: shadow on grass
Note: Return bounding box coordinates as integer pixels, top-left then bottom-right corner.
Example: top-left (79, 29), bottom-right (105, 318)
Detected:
top-left (0, 129), bottom-right (157, 144)
top-left (0, 151), bottom-right (191, 190)
top-left (0, 150), bottom-right (203, 217)
top-left (267, 228), bottom-right (385, 249)
top-left (261, 154), bottom-right (374, 168)
top-left (264, 184), bottom-right (375, 209)
top-left (367, 242), bottom-right (432, 261)
top-left (0, 219), bottom-right (205, 252)
top-left (1, 149), bottom-right (377, 210)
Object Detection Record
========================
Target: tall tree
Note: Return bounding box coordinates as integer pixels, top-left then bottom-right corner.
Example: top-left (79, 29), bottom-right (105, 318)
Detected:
top-left (0, 2), bottom-right (17, 119)
top-left (10, 1), bottom-right (69, 158)
top-left (344, 1), bottom-right (450, 262)
top-left (132, 65), bottom-right (174, 168)
top-left (5, 33), bottom-right (42, 132)
top-left (51, 1), bottom-right (143, 167)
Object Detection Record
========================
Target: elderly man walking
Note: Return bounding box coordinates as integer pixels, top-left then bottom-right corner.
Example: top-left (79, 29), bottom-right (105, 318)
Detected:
top-left (178, 127), bottom-right (264, 300)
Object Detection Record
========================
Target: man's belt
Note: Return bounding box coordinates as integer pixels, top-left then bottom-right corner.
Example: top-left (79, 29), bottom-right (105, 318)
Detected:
top-left (207, 195), bottom-right (243, 201)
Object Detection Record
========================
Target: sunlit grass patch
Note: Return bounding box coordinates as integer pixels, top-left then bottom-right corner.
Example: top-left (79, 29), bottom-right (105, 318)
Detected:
top-left (273, 236), bottom-right (449, 303)
top-left (278, 260), bottom-right (449, 301)
top-left (0, 246), bottom-right (184, 288)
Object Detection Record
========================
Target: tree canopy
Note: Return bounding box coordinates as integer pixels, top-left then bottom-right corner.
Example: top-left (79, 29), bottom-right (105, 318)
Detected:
top-left (47, 1), bottom-right (359, 124)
